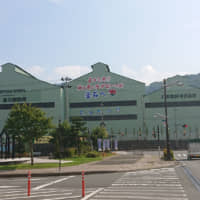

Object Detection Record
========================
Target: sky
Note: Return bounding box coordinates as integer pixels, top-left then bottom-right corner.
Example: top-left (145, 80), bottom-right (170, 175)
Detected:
top-left (1, 0), bottom-right (200, 85)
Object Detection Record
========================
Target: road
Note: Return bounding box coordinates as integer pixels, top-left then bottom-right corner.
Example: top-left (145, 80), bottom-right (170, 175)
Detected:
top-left (174, 150), bottom-right (200, 200)
top-left (0, 151), bottom-right (200, 199)
top-left (0, 173), bottom-right (124, 200)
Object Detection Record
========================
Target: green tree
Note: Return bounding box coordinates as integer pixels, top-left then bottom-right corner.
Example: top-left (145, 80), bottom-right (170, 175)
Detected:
top-left (4, 103), bottom-right (52, 165)
top-left (91, 126), bottom-right (108, 150)
top-left (70, 117), bottom-right (88, 155)
top-left (50, 120), bottom-right (71, 157)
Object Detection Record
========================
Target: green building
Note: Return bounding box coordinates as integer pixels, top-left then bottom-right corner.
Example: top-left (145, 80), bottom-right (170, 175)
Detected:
top-left (144, 76), bottom-right (200, 143)
top-left (0, 63), bottom-right (65, 136)
top-left (68, 62), bottom-right (145, 140)
top-left (1, 62), bottom-right (200, 151)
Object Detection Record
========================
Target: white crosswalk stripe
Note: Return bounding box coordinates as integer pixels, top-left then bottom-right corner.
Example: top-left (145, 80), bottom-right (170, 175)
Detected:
top-left (0, 187), bottom-right (97, 200)
top-left (89, 168), bottom-right (188, 200)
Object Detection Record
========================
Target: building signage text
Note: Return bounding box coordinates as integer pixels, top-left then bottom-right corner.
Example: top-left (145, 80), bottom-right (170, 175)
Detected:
top-left (77, 76), bottom-right (124, 91)
top-left (161, 93), bottom-right (197, 99)
top-left (0, 89), bottom-right (26, 95)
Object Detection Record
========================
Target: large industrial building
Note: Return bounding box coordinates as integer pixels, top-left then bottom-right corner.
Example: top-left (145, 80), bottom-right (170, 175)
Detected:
top-left (1, 62), bottom-right (200, 150)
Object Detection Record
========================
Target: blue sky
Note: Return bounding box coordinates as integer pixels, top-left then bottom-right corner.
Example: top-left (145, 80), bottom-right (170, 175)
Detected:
top-left (1, 0), bottom-right (200, 85)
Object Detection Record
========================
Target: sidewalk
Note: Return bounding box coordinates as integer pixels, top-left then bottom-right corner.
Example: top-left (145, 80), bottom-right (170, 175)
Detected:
top-left (0, 151), bottom-right (178, 177)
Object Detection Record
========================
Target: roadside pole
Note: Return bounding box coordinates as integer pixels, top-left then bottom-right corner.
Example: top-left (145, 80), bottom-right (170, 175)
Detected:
top-left (82, 171), bottom-right (85, 197)
top-left (27, 170), bottom-right (31, 196)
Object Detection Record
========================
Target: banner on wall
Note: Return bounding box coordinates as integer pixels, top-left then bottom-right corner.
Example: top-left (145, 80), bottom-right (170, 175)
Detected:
top-left (106, 139), bottom-right (110, 150)
top-left (114, 139), bottom-right (118, 151)
top-left (97, 138), bottom-right (102, 151)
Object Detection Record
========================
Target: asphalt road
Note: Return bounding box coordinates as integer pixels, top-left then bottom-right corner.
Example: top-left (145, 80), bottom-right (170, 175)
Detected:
top-left (174, 150), bottom-right (200, 200)
top-left (0, 173), bottom-right (124, 200)
top-left (0, 151), bottom-right (200, 200)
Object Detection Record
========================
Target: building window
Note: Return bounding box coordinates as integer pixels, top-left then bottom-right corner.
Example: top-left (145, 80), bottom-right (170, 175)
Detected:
top-left (70, 100), bottom-right (137, 108)
top-left (70, 114), bottom-right (137, 121)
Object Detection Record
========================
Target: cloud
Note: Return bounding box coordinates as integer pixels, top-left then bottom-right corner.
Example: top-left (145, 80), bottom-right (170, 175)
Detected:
top-left (121, 64), bottom-right (173, 85)
top-left (25, 65), bottom-right (91, 83)
top-left (27, 66), bottom-right (45, 77)
top-left (25, 64), bottom-right (190, 86)
top-left (54, 65), bottom-right (91, 80)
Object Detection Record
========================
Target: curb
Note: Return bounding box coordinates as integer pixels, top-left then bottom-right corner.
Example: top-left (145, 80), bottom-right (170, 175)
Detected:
top-left (0, 163), bottom-right (178, 178)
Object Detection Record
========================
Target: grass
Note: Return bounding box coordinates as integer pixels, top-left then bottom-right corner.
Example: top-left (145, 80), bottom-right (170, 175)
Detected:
top-left (0, 152), bottom-right (115, 170)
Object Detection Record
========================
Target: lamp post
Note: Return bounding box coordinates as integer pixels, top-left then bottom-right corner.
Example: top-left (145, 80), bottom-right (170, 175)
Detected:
top-left (163, 79), bottom-right (183, 160)
top-left (61, 77), bottom-right (72, 121)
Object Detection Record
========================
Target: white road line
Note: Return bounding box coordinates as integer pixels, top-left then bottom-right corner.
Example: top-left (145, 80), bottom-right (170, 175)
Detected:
top-left (81, 188), bottom-right (104, 200)
top-left (0, 186), bottom-right (20, 188)
top-left (0, 191), bottom-right (24, 194)
top-left (112, 183), bottom-right (182, 186)
top-left (104, 188), bottom-right (185, 192)
top-left (42, 196), bottom-right (81, 200)
top-left (100, 191), bottom-right (187, 197)
top-left (92, 195), bottom-right (188, 200)
top-left (3, 190), bottom-right (57, 197)
top-left (33, 176), bottom-right (74, 190)
top-left (1, 192), bottom-right (73, 200)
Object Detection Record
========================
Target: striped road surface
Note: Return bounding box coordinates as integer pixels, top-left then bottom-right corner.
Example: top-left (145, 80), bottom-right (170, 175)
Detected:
top-left (87, 168), bottom-right (188, 200)
top-left (0, 175), bottom-right (98, 200)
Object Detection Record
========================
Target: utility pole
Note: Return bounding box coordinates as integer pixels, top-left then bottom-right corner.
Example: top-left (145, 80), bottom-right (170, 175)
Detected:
top-left (163, 79), bottom-right (171, 160)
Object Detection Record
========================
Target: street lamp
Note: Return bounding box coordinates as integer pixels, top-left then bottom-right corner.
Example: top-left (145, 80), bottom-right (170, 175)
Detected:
top-left (163, 79), bottom-right (183, 160)
top-left (61, 77), bottom-right (72, 121)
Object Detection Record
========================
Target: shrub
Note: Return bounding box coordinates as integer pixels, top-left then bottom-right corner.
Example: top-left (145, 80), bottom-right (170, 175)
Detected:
top-left (163, 148), bottom-right (174, 160)
top-left (86, 151), bottom-right (99, 158)
top-left (80, 143), bottom-right (91, 154)
top-left (64, 147), bottom-right (76, 157)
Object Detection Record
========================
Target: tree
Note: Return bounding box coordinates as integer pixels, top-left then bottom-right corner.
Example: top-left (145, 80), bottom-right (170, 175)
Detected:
top-left (70, 117), bottom-right (88, 155)
top-left (4, 103), bottom-right (52, 165)
top-left (50, 120), bottom-right (71, 157)
top-left (91, 126), bottom-right (108, 150)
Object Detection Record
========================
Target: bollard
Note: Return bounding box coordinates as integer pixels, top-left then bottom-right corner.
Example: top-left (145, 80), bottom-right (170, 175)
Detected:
top-left (27, 170), bottom-right (31, 197)
top-left (82, 170), bottom-right (85, 197)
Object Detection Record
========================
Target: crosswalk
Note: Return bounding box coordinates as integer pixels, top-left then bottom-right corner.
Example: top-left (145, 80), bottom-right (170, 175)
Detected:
top-left (0, 187), bottom-right (97, 200)
top-left (89, 168), bottom-right (188, 200)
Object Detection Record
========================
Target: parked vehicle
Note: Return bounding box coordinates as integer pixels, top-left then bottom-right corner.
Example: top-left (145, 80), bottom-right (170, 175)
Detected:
top-left (187, 141), bottom-right (200, 160)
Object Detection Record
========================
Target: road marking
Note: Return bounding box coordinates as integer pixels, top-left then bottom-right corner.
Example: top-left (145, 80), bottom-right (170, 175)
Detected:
top-left (92, 195), bottom-right (188, 200)
top-left (1, 192), bottom-right (73, 200)
top-left (100, 191), bottom-right (187, 197)
top-left (104, 188), bottom-right (185, 192)
top-left (42, 196), bottom-right (82, 200)
top-left (33, 176), bottom-right (74, 190)
top-left (90, 168), bottom-right (188, 200)
top-left (0, 191), bottom-right (23, 194)
top-left (4, 190), bottom-right (57, 197)
top-left (0, 186), bottom-right (20, 188)
top-left (112, 183), bottom-right (182, 186)
top-left (81, 188), bottom-right (104, 200)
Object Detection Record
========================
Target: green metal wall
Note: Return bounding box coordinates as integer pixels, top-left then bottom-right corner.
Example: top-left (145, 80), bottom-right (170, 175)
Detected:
top-left (0, 63), bottom-right (64, 134)
top-left (144, 76), bottom-right (200, 141)
top-left (1, 62), bottom-right (200, 142)
top-left (68, 62), bottom-right (145, 140)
